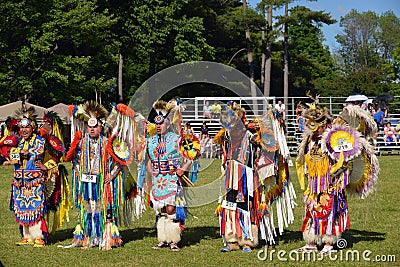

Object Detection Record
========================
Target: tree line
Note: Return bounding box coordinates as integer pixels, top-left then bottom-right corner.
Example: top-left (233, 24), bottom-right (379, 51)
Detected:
top-left (0, 0), bottom-right (399, 108)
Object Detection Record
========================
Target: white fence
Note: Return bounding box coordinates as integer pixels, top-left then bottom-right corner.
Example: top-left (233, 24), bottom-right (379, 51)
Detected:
top-left (180, 96), bottom-right (400, 156)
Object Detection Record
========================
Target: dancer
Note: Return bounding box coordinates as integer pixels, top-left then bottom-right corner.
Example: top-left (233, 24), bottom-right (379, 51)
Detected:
top-left (3, 105), bottom-right (66, 247)
top-left (63, 101), bottom-right (146, 250)
top-left (296, 103), bottom-right (379, 256)
top-left (214, 102), bottom-right (296, 252)
top-left (147, 100), bottom-right (199, 252)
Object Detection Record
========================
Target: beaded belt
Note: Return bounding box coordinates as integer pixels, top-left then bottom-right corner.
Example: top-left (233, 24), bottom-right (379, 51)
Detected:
top-left (14, 170), bottom-right (44, 179)
top-left (152, 158), bottom-right (180, 174)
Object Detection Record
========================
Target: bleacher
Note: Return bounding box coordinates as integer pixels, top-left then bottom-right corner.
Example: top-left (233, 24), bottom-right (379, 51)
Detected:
top-left (375, 118), bottom-right (400, 155)
top-left (180, 96), bottom-right (400, 157)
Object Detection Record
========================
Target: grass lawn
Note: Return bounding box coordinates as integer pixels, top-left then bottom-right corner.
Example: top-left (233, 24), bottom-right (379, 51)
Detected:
top-left (0, 156), bottom-right (399, 266)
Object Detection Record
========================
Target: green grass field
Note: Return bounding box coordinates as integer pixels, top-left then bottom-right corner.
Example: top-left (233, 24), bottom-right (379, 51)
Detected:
top-left (0, 156), bottom-right (399, 266)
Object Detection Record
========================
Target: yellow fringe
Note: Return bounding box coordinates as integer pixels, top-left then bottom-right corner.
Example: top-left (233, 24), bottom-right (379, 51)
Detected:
top-left (213, 128), bottom-right (226, 145)
top-left (305, 153), bottom-right (329, 178)
top-left (52, 122), bottom-right (64, 142)
top-left (58, 168), bottom-right (71, 227)
top-left (51, 210), bottom-right (59, 234)
top-left (147, 123), bottom-right (156, 137)
top-left (304, 188), bottom-right (318, 201)
top-left (296, 161), bottom-right (305, 190)
top-left (278, 154), bottom-right (287, 183)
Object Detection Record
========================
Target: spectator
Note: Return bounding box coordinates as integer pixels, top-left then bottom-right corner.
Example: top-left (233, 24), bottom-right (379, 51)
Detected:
top-left (204, 134), bottom-right (213, 159)
top-left (384, 122), bottom-right (397, 146)
top-left (185, 122), bottom-right (195, 135)
top-left (373, 107), bottom-right (385, 129)
top-left (274, 99), bottom-right (285, 120)
top-left (368, 104), bottom-right (376, 116)
top-left (295, 105), bottom-right (306, 146)
top-left (378, 100), bottom-right (388, 117)
top-left (203, 101), bottom-right (212, 119)
top-left (211, 101), bottom-right (222, 119)
top-left (200, 134), bottom-right (207, 156)
top-left (396, 124), bottom-right (400, 142)
top-left (200, 122), bottom-right (209, 140)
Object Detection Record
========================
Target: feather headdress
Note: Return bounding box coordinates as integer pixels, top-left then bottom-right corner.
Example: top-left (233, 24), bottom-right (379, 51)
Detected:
top-left (338, 105), bottom-right (377, 138)
top-left (14, 105), bottom-right (38, 128)
top-left (302, 104), bottom-right (332, 132)
top-left (5, 116), bottom-right (19, 133)
top-left (151, 99), bottom-right (180, 125)
top-left (76, 100), bottom-right (108, 126)
top-left (68, 100), bottom-right (109, 140)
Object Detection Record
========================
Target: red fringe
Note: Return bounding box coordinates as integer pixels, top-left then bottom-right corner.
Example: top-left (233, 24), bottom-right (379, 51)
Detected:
top-left (235, 211), bottom-right (242, 238)
top-left (64, 131), bottom-right (82, 162)
top-left (40, 217), bottom-right (49, 236)
top-left (179, 222), bottom-right (185, 231)
top-left (68, 105), bottom-right (75, 116)
top-left (301, 218), bottom-right (309, 232)
top-left (220, 209), bottom-right (225, 235)
top-left (116, 104), bottom-right (135, 117)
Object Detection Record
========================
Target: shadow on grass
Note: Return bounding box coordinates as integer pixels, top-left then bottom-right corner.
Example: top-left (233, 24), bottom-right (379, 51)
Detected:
top-left (258, 228), bottom-right (385, 248)
top-left (48, 224), bottom-right (220, 248)
top-left (48, 228), bottom-right (76, 244)
top-left (121, 226), bottom-right (220, 248)
top-left (47, 226), bottom-right (157, 246)
top-left (342, 229), bottom-right (386, 248)
top-left (120, 227), bottom-right (156, 243)
top-left (279, 229), bottom-right (304, 244)
top-left (180, 226), bottom-right (220, 247)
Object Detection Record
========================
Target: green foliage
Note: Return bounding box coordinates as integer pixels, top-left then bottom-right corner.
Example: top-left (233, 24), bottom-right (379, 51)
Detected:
top-left (0, 0), bottom-right (119, 106)
top-left (0, 0), bottom-right (398, 105)
top-left (273, 5), bottom-right (336, 96)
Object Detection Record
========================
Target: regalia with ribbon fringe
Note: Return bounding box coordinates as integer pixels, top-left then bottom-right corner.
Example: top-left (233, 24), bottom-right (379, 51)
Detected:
top-left (215, 101), bottom-right (296, 250)
top-left (61, 100), bottom-right (146, 250)
top-left (145, 98), bottom-right (198, 251)
top-left (36, 111), bottom-right (70, 235)
top-left (4, 103), bottom-right (68, 246)
top-left (147, 99), bottom-right (197, 224)
top-left (295, 98), bottom-right (379, 246)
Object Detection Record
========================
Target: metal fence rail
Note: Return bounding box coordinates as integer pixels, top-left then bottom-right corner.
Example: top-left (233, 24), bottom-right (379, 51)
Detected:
top-left (180, 96), bottom-right (400, 156)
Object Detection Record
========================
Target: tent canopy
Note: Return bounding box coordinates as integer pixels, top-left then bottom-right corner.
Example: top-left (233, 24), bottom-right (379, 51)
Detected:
top-left (48, 103), bottom-right (70, 124)
top-left (0, 101), bottom-right (48, 122)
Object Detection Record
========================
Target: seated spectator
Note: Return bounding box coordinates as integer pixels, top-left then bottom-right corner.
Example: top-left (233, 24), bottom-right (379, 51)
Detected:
top-left (368, 104), bottom-right (376, 116)
top-left (211, 101), bottom-right (222, 119)
top-left (384, 122), bottom-right (397, 146)
top-left (200, 122), bottom-right (209, 140)
top-left (396, 124), bottom-right (400, 143)
top-left (185, 122), bottom-right (194, 135)
top-left (378, 100), bottom-right (388, 117)
top-left (203, 101), bottom-right (212, 119)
